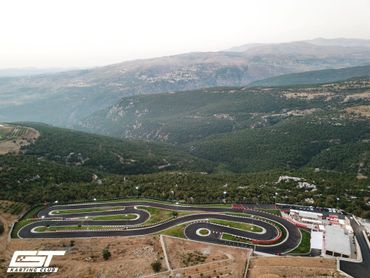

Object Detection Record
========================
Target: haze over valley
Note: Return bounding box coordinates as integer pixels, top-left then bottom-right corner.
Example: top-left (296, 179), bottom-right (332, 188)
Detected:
top-left (1, 38), bottom-right (370, 126)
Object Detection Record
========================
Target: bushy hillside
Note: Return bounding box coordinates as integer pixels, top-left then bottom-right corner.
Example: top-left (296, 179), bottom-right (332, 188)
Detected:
top-left (0, 155), bottom-right (95, 203)
top-left (78, 87), bottom-right (323, 143)
top-left (0, 120), bottom-right (368, 216)
top-left (189, 112), bottom-right (370, 174)
top-left (78, 78), bottom-right (370, 176)
top-left (1, 165), bottom-right (368, 217)
top-left (19, 123), bottom-right (215, 174)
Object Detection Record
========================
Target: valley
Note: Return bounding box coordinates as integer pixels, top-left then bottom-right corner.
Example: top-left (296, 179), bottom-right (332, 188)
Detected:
top-left (77, 78), bottom-right (370, 178)
top-left (1, 73), bottom-right (369, 219)
top-left (0, 120), bottom-right (368, 219)
top-left (0, 38), bottom-right (370, 278)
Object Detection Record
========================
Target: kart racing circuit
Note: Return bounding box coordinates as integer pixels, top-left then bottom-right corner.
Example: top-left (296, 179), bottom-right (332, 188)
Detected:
top-left (15, 200), bottom-right (302, 255)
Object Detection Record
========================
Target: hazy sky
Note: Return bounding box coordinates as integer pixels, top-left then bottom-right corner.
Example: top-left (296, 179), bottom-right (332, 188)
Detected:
top-left (1, 0), bottom-right (370, 68)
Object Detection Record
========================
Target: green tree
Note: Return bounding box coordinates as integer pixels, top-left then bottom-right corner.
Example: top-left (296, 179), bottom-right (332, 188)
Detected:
top-left (0, 221), bottom-right (4, 235)
top-left (151, 260), bottom-right (162, 272)
top-left (102, 246), bottom-right (111, 260)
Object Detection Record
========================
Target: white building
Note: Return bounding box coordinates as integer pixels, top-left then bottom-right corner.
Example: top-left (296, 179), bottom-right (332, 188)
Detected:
top-left (311, 231), bottom-right (324, 251)
top-left (297, 181), bottom-right (317, 190)
top-left (324, 225), bottom-right (351, 258)
top-left (290, 209), bottom-right (323, 220)
top-left (276, 176), bottom-right (302, 183)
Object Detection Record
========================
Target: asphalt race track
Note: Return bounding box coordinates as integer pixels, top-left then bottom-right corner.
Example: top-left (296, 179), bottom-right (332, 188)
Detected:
top-left (18, 201), bottom-right (302, 255)
top-left (339, 218), bottom-right (370, 278)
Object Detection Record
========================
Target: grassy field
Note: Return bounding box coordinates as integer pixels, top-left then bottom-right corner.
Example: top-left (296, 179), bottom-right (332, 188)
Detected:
top-left (76, 214), bottom-right (138, 221)
top-left (222, 233), bottom-right (251, 243)
top-left (210, 219), bottom-right (263, 233)
top-left (34, 225), bottom-right (115, 232)
top-left (198, 228), bottom-right (210, 235)
top-left (51, 206), bottom-right (123, 215)
top-left (259, 209), bottom-right (282, 216)
top-left (160, 224), bottom-right (187, 238)
top-left (289, 229), bottom-right (311, 254)
top-left (139, 206), bottom-right (193, 225)
top-left (190, 203), bottom-right (232, 208)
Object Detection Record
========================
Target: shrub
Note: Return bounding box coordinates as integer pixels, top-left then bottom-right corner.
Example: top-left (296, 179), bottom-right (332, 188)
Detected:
top-left (151, 260), bottom-right (162, 272)
top-left (102, 246), bottom-right (111, 260)
top-left (0, 221), bottom-right (4, 235)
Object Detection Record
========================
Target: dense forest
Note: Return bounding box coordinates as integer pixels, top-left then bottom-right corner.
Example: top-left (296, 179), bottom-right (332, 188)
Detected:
top-left (0, 161), bottom-right (368, 218)
top-left (190, 112), bottom-right (370, 174)
top-left (0, 121), bottom-right (368, 218)
top-left (22, 123), bottom-right (215, 174)
top-left (0, 78), bottom-right (369, 218)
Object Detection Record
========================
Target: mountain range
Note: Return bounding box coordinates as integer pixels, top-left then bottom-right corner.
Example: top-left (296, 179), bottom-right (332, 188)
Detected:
top-left (249, 64), bottom-right (370, 87)
top-left (1, 39), bottom-right (370, 217)
top-left (1, 38), bottom-right (370, 126)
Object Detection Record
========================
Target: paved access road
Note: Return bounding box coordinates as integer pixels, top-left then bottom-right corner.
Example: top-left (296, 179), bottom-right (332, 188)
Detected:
top-left (18, 201), bottom-right (301, 255)
top-left (340, 218), bottom-right (370, 278)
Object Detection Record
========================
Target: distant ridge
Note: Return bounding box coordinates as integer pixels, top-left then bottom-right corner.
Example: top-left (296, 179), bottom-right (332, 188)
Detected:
top-left (0, 67), bottom-right (77, 77)
top-left (2, 38), bottom-right (370, 126)
top-left (249, 64), bottom-right (370, 87)
top-left (227, 37), bottom-right (370, 52)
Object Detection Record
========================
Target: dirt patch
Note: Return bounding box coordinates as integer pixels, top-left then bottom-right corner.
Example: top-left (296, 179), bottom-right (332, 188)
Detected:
top-left (0, 212), bottom-right (18, 254)
top-left (0, 233), bottom-right (346, 278)
top-left (162, 236), bottom-right (250, 278)
top-left (0, 200), bottom-right (28, 255)
top-left (247, 256), bottom-right (345, 278)
top-left (0, 139), bottom-right (27, 155)
top-left (0, 236), bottom-right (166, 278)
top-left (283, 92), bottom-right (334, 100)
top-left (343, 92), bottom-right (370, 102)
top-left (346, 105), bottom-right (370, 118)
top-left (286, 108), bottom-right (318, 116)
top-left (0, 125), bottom-right (39, 155)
